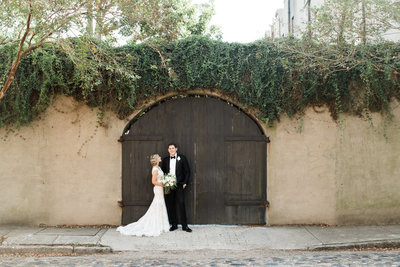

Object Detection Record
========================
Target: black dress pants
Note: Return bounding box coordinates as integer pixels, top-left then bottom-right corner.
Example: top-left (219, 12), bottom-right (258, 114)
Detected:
top-left (165, 185), bottom-right (188, 228)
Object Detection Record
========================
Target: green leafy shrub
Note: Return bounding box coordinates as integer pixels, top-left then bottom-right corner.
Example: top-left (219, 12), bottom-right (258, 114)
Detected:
top-left (1, 36), bottom-right (399, 128)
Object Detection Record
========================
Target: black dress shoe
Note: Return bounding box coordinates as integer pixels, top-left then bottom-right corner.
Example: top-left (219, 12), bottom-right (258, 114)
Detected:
top-left (182, 227), bottom-right (192, 232)
top-left (169, 225), bottom-right (178, 231)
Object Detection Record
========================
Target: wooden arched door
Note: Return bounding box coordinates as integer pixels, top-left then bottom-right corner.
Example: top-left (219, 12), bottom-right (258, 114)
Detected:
top-left (120, 96), bottom-right (268, 225)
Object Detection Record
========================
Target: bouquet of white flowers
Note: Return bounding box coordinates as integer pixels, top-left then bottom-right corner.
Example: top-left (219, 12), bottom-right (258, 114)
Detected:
top-left (161, 173), bottom-right (177, 194)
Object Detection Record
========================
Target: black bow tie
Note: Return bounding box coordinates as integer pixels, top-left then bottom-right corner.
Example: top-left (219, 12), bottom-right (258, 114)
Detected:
top-left (170, 156), bottom-right (176, 159)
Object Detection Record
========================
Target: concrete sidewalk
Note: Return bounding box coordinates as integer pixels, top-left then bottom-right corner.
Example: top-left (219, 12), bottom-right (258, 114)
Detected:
top-left (0, 225), bottom-right (399, 255)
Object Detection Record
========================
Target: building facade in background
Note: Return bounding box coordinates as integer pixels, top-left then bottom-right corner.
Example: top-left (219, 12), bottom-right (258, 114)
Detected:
top-left (270, 0), bottom-right (400, 42)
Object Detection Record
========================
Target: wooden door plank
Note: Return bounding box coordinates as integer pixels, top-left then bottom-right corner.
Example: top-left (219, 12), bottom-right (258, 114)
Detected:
top-left (121, 96), bottom-right (267, 225)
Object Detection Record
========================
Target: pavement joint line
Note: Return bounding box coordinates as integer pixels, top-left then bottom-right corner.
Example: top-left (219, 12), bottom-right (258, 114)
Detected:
top-left (304, 226), bottom-right (323, 244)
top-left (93, 228), bottom-right (102, 237)
top-left (97, 228), bottom-right (109, 245)
top-left (32, 228), bottom-right (46, 235)
top-left (35, 228), bottom-right (47, 235)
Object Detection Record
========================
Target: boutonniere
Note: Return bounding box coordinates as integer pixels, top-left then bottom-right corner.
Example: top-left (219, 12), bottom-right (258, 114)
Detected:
top-left (177, 156), bottom-right (181, 161)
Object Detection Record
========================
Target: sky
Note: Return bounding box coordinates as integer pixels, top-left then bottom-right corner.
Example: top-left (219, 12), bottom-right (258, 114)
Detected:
top-left (194, 0), bottom-right (284, 43)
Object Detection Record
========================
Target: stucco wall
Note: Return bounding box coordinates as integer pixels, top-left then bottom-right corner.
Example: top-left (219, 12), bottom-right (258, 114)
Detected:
top-left (266, 108), bottom-right (337, 225)
top-left (0, 96), bottom-right (124, 225)
top-left (267, 101), bottom-right (400, 225)
top-left (1, 95), bottom-right (399, 226)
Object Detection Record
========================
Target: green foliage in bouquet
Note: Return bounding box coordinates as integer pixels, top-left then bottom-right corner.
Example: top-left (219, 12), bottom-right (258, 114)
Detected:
top-left (161, 173), bottom-right (177, 194)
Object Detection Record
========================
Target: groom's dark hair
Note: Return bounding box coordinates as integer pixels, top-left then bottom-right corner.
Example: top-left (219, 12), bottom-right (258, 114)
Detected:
top-left (168, 143), bottom-right (178, 148)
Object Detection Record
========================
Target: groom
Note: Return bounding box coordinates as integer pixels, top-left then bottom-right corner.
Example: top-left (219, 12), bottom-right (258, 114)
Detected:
top-left (161, 143), bottom-right (192, 232)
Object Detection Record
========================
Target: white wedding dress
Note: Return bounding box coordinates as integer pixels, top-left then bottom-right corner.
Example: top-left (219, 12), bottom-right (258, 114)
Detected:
top-left (117, 166), bottom-right (170, 237)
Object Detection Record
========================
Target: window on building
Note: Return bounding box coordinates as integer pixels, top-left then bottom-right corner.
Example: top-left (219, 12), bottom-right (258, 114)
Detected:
top-left (291, 16), bottom-right (295, 34)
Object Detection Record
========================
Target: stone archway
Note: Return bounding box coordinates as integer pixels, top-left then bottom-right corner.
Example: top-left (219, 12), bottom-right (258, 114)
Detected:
top-left (119, 95), bottom-right (269, 224)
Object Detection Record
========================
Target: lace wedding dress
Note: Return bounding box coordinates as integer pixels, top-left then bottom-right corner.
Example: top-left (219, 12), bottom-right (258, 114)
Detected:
top-left (117, 166), bottom-right (170, 237)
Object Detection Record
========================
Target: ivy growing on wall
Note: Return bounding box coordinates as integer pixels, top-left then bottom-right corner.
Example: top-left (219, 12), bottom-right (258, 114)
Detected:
top-left (0, 36), bottom-right (399, 128)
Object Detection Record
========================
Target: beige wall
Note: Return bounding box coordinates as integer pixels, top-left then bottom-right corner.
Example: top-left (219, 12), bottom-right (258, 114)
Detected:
top-left (266, 108), bottom-right (338, 225)
top-left (267, 101), bottom-right (400, 225)
top-left (1, 94), bottom-right (399, 226)
top-left (0, 96), bottom-right (124, 225)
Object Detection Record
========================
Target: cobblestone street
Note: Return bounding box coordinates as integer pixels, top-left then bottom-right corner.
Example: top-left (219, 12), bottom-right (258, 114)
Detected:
top-left (1, 249), bottom-right (399, 266)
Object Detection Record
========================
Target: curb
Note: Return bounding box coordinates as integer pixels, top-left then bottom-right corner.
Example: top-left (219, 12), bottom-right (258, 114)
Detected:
top-left (0, 245), bottom-right (113, 255)
top-left (308, 240), bottom-right (400, 251)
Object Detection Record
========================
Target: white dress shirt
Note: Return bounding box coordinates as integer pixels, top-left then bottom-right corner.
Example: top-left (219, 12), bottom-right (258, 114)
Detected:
top-left (169, 154), bottom-right (177, 175)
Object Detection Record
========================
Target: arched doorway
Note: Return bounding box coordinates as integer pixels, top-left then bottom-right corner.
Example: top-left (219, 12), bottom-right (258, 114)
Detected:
top-left (119, 95), bottom-right (269, 224)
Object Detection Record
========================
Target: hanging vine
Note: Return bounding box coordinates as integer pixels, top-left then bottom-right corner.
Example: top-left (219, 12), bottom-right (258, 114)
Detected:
top-left (0, 36), bottom-right (399, 128)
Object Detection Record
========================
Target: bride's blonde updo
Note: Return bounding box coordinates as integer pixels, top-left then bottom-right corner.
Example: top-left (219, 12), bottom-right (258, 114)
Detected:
top-left (150, 154), bottom-right (160, 166)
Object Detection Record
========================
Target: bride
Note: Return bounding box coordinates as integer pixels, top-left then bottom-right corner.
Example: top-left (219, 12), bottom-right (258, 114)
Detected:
top-left (117, 154), bottom-right (170, 237)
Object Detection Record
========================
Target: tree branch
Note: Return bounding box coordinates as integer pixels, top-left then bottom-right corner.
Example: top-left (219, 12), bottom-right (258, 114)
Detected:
top-left (0, 4), bottom-right (32, 101)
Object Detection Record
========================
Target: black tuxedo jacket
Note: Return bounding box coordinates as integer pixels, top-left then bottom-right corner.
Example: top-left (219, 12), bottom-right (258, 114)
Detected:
top-left (161, 154), bottom-right (190, 186)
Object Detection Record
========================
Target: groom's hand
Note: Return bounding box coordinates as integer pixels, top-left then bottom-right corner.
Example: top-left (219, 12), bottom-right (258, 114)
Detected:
top-left (183, 184), bottom-right (187, 189)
